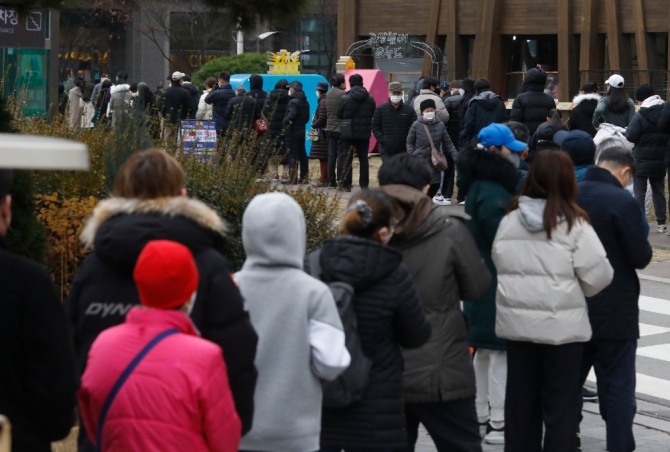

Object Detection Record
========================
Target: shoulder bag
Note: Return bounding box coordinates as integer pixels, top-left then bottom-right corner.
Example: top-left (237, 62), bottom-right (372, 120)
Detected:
top-left (422, 123), bottom-right (449, 171)
top-left (95, 328), bottom-right (179, 452)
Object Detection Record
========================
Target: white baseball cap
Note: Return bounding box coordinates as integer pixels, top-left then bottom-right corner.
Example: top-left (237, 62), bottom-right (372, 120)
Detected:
top-left (171, 71), bottom-right (186, 81)
top-left (605, 74), bottom-right (624, 88)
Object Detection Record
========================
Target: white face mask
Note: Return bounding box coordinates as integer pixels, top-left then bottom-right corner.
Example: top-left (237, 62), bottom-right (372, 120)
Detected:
top-left (505, 152), bottom-right (521, 168)
top-left (422, 111), bottom-right (436, 121)
top-left (390, 95), bottom-right (403, 104)
top-left (315, 91), bottom-right (321, 98)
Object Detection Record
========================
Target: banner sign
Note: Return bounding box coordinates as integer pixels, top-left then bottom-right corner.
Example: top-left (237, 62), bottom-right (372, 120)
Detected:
top-left (180, 120), bottom-right (217, 157)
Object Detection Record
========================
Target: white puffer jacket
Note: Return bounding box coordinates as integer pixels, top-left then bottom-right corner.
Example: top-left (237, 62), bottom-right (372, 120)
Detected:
top-left (492, 196), bottom-right (613, 345)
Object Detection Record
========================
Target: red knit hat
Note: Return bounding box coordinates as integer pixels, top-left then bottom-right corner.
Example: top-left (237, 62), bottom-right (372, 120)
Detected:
top-left (133, 240), bottom-right (199, 310)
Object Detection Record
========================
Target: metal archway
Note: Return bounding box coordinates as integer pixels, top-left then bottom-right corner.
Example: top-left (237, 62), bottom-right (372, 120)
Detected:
top-left (345, 39), bottom-right (445, 79)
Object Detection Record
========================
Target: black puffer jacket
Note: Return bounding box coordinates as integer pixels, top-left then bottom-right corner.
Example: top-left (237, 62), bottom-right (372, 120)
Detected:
top-left (183, 81), bottom-right (201, 119)
top-left (314, 236), bottom-right (431, 449)
top-left (0, 238), bottom-right (79, 452)
top-left (337, 85), bottom-right (376, 141)
top-left (568, 93), bottom-right (600, 137)
top-left (264, 87), bottom-right (290, 137)
top-left (625, 101), bottom-right (669, 177)
top-left (67, 197), bottom-right (258, 434)
top-left (509, 68), bottom-right (556, 136)
top-left (460, 91), bottom-right (508, 146)
top-left (225, 89), bottom-right (268, 130)
top-left (654, 101), bottom-right (670, 163)
top-left (161, 84), bottom-right (190, 125)
top-left (444, 93), bottom-right (464, 147)
top-left (371, 100), bottom-right (417, 156)
top-left (283, 89), bottom-right (310, 137)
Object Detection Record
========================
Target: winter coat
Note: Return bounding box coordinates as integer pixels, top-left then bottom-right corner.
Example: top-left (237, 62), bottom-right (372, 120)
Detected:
top-left (78, 308), bottom-right (241, 452)
top-left (625, 97), bottom-right (668, 178)
top-left (68, 86), bottom-right (83, 129)
top-left (656, 101), bottom-right (670, 163)
top-left (461, 90), bottom-right (508, 146)
top-left (592, 95), bottom-right (636, 129)
top-left (183, 81), bottom-right (201, 119)
top-left (235, 193), bottom-right (350, 452)
top-left (108, 83), bottom-right (133, 127)
top-left (196, 90), bottom-right (213, 120)
top-left (283, 89), bottom-right (310, 138)
top-left (162, 84), bottom-right (190, 125)
top-left (379, 185), bottom-right (491, 403)
top-left (310, 93), bottom-right (329, 159)
top-left (411, 89), bottom-right (449, 123)
top-left (337, 86), bottom-right (376, 141)
top-left (457, 147), bottom-right (519, 350)
top-left (444, 93), bottom-right (464, 147)
top-left (510, 70), bottom-right (557, 136)
top-left (315, 236), bottom-right (431, 448)
top-left (68, 197), bottom-right (258, 434)
top-left (568, 93), bottom-right (600, 137)
top-left (225, 89), bottom-right (268, 131)
top-left (80, 99), bottom-right (95, 128)
top-left (0, 238), bottom-right (79, 452)
top-left (264, 87), bottom-right (291, 137)
top-left (371, 100), bottom-right (417, 157)
top-left (493, 196), bottom-right (614, 345)
top-left (95, 81), bottom-right (112, 124)
top-left (325, 86), bottom-right (346, 133)
top-left (407, 117), bottom-right (458, 184)
top-left (205, 84), bottom-right (235, 132)
top-left (577, 167), bottom-right (653, 340)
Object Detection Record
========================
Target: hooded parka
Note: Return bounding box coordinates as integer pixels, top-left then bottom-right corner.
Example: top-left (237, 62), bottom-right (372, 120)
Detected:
top-left (510, 68), bottom-right (557, 136)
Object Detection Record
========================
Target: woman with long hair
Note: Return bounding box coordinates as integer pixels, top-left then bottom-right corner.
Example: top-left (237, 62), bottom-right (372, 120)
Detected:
top-left (492, 149), bottom-right (613, 451)
top-left (592, 74), bottom-right (635, 129)
top-left (568, 81), bottom-right (600, 136)
top-left (313, 189), bottom-right (431, 451)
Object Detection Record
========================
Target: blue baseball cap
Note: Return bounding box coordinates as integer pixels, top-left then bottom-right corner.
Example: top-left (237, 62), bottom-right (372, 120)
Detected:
top-left (477, 123), bottom-right (528, 153)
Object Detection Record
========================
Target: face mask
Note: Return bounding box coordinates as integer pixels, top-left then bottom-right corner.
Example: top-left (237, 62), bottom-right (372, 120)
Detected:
top-left (422, 111), bottom-right (436, 121)
top-left (505, 152), bottom-right (521, 168)
top-left (316, 91), bottom-right (321, 98)
top-left (390, 95), bottom-right (403, 104)
top-left (186, 292), bottom-right (197, 316)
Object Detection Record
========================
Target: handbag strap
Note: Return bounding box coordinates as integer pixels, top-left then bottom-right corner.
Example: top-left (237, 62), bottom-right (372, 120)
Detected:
top-left (95, 328), bottom-right (179, 451)
top-left (421, 123), bottom-right (438, 153)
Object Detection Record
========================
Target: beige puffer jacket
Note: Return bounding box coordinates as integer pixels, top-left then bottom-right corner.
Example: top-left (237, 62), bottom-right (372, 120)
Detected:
top-left (492, 196), bottom-right (613, 345)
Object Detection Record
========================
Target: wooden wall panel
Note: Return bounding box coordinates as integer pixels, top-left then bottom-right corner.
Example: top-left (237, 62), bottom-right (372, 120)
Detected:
top-left (357, 1), bottom-right (432, 35)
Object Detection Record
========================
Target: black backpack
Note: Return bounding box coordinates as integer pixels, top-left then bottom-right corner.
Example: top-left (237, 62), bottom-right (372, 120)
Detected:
top-left (306, 249), bottom-right (373, 408)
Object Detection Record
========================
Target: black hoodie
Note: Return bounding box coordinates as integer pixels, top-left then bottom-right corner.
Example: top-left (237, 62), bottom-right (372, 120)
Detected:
top-left (283, 89), bottom-right (310, 137)
top-left (460, 90), bottom-right (508, 146)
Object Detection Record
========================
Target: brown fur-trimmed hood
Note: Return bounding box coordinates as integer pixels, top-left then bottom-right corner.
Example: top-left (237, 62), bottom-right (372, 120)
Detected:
top-left (82, 196), bottom-right (226, 248)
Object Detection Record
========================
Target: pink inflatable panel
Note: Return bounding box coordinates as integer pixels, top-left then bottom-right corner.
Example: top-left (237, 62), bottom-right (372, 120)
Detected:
top-left (344, 69), bottom-right (389, 153)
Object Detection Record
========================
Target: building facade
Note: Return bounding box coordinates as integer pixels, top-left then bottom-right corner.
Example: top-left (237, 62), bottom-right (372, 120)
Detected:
top-left (338, 0), bottom-right (670, 101)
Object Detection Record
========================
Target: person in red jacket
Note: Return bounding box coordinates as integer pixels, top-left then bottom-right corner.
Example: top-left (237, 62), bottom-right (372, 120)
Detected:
top-left (78, 240), bottom-right (241, 452)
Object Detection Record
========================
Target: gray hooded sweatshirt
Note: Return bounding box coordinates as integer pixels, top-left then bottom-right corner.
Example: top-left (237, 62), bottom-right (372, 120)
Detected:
top-left (235, 192), bottom-right (350, 452)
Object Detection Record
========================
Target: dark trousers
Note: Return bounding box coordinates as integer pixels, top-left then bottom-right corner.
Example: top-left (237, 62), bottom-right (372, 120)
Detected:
top-left (338, 139), bottom-right (369, 189)
top-left (505, 340), bottom-right (583, 452)
top-left (579, 339), bottom-right (637, 452)
top-left (328, 131), bottom-right (340, 186)
top-left (402, 399), bottom-right (482, 452)
top-left (444, 161), bottom-right (455, 198)
top-left (286, 133), bottom-right (308, 180)
top-left (633, 175), bottom-right (666, 224)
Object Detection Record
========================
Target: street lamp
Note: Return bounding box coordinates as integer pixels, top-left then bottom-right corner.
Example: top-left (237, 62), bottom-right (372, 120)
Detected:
top-left (257, 31), bottom-right (279, 53)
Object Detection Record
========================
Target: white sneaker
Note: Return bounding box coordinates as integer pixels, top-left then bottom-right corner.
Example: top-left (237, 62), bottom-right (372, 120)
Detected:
top-left (432, 194), bottom-right (450, 206)
top-left (458, 200), bottom-right (466, 206)
top-left (484, 424), bottom-right (505, 445)
top-left (657, 224), bottom-right (667, 233)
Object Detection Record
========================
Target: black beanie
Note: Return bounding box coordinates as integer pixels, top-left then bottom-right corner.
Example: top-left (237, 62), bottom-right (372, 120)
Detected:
top-left (635, 83), bottom-right (654, 102)
top-left (419, 98), bottom-right (436, 112)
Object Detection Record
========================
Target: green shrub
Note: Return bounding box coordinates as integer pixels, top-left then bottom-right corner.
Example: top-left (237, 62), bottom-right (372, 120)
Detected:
top-left (193, 53), bottom-right (267, 87)
top-left (180, 129), bottom-right (340, 270)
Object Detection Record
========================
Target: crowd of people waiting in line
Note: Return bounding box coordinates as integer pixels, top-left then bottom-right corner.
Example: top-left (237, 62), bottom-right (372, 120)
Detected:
top-left (13, 68), bottom-right (659, 452)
